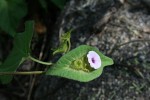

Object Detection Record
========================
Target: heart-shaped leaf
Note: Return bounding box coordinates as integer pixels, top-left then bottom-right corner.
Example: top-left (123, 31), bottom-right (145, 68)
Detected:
top-left (0, 0), bottom-right (27, 37)
top-left (0, 21), bottom-right (34, 84)
top-left (46, 45), bottom-right (113, 82)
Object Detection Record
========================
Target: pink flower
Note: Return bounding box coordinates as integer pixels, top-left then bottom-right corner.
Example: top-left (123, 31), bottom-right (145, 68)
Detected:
top-left (87, 51), bottom-right (101, 69)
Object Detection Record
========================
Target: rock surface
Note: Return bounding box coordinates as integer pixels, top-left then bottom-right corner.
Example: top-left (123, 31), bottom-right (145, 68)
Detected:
top-left (34, 0), bottom-right (150, 100)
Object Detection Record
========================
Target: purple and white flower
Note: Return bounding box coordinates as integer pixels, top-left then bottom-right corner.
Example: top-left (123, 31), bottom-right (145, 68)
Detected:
top-left (87, 51), bottom-right (101, 69)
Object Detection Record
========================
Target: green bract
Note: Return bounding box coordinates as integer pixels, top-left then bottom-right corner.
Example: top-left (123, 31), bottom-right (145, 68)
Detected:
top-left (0, 21), bottom-right (34, 84)
top-left (46, 45), bottom-right (114, 82)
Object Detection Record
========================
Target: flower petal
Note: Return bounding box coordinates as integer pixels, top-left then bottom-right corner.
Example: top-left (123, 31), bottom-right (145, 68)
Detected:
top-left (87, 51), bottom-right (101, 69)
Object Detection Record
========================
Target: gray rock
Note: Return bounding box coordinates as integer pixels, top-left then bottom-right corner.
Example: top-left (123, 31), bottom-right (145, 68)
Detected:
top-left (34, 0), bottom-right (150, 100)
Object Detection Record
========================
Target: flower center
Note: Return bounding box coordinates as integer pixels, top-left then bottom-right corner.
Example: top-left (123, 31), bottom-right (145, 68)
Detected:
top-left (91, 57), bottom-right (95, 63)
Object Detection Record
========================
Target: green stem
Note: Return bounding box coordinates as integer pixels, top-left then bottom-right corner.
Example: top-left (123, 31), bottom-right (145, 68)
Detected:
top-left (29, 56), bottom-right (53, 65)
top-left (0, 71), bottom-right (45, 75)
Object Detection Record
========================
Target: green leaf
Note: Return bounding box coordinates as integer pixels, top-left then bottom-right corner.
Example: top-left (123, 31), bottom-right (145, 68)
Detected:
top-left (51, 0), bottom-right (67, 9)
top-left (38, 0), bottom-right (47, 11)
top-left (0, 0), bottom-right (27, 37)
top-left (46, 45), bottom-right (114, 82)
top-left (0, 21), bottom-right (34, 84)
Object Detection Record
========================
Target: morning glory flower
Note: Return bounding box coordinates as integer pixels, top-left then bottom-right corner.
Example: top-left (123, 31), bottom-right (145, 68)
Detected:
top-left (87, 51), bottom-right (101, 69)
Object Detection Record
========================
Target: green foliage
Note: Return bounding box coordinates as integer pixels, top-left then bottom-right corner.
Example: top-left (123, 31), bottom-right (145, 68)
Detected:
top-left (51, 0), bottom-right (67, 9)
top-left (0, 21), bottom-right (34, 84)
top-left (38, 0), bottom-right (48, 11)
top-left (46, 45), bottom-right (114, 82)
top-left (0, 0), bottom-right (27, 37)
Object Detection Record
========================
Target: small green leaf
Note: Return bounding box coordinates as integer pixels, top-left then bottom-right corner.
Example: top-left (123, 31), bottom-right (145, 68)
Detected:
top-left (0, 0), bottom-right (27, 37)
top-left (46, 45), bottom-right (114, 82)
top-left (0, 21), bottom-right (34, 84)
